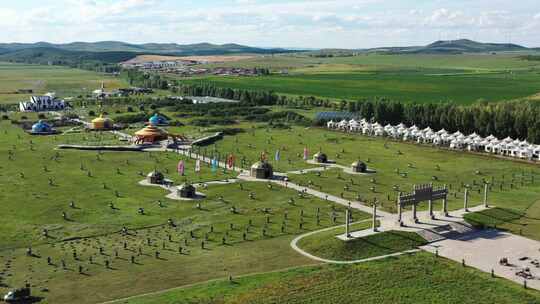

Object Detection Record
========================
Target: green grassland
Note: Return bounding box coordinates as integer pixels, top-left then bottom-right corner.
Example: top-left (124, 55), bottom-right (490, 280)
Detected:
top-left (178, 53), bottom-right (540, 105)
top-left (296, 224), bottom-right (427, 261)
top-left (0, 120), bottom-right (375, 303)
top-left (209, 125), bottom-right (540, 216)
top-left (181, 68), bottom-right (540, 104)
top-left (0, 62), bottom-right (127, 104)
top-left (121, 252), bottom-right (540, 304)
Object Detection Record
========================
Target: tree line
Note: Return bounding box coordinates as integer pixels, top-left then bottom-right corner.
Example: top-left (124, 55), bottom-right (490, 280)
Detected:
top-left (172, 82), bottom-right (540, 143)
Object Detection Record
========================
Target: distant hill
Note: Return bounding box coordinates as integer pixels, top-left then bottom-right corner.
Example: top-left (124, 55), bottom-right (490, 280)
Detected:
top-left (0, 47), bottom-right (137, 66)
top-left (0, 41), bottom-right (295, 55)
top-left (366, 39), bottom-right (529, 54)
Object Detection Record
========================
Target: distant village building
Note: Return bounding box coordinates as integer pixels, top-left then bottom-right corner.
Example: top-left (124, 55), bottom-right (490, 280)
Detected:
top-left (19, 93), bottom-right (66, 112)
top-left (92, 82), bottom-right (107, 99)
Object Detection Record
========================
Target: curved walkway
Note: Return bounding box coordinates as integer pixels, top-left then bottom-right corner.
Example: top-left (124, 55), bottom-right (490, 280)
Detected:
top-left (290, 220), bottom-right (420, 265)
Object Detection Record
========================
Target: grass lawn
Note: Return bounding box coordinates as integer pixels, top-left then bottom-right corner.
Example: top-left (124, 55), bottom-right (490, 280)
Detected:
top-left (0, 62), bottom-right (127, 105)
top-left (296, 222), bottom-right (427, 261)
top-left (120, 252), bottom-right (540, 304)
top-left (0, 120), bottom-right (374, 303)
top-left (464, 203), bottom-right (540, 240)
top-left (210, 125), bottom-right (540, 214)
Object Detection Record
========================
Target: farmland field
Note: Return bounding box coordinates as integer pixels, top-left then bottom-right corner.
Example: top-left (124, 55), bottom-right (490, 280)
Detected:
top-left (176, 53), bottom-right (540, 104)
top-left (180, 68), bottom-right (540, 104)
top-left (0, 63), bottom-right (127, 104)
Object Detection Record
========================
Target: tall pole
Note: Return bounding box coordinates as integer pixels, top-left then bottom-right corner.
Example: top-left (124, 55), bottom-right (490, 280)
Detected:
top-left (345, 209), bottom-right (351, 238)
top-left (428, 199), bottom-right (434, 220)
top-left (397, 194), bottom-right (403, 226)
top-left (372, 204), bottom-right (377, 232)
top-left (412, 204), bottom-right (418, 223)
top-left (464, 188), bottom-right (469, 212)
top-left (442, 185), bottom-right (448, 217)
top-left (484, 183), bottom-right (489, 208)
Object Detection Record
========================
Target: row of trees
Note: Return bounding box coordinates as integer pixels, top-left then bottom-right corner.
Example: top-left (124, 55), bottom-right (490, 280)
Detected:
top-left (125, 69), bottom-right (169, 89)
top-left (172, 82), bottom-right (540, 143)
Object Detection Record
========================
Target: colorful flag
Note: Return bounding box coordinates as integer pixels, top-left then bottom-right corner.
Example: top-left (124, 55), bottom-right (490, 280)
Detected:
top-left (227, 154), bottom-right (235, 169)
top-left (303, 147), bottom-right (309, 160)
top-left (177, 160), bottom-right (185, 176)
top-left (211, 158), bottom-right (218, 173)
top-left (275, 150), bottom-right (281, 161)
top-left (195, 159), bottom-right (201, 173)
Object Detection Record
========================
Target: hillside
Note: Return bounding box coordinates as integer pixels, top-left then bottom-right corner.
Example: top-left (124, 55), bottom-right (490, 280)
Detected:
top-left (369, 39), bottom-right (528, 54)
top-left (0, 41), bottom-right (295, 55)
top-left (0, 47), bottom-right (137, 66)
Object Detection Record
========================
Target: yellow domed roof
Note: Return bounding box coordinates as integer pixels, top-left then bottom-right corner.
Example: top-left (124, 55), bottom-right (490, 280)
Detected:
top-left (135, 125), bottom-right (168, 137)
top-left (92, 114), bottom-right (112, 123)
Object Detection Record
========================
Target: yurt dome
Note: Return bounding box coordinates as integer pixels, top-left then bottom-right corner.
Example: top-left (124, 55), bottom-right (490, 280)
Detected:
top-left (149, 113), bottom-right (168, 126)
top-left (351, 160), bottom-right (367, 173)
top-left (178, 183), bottom-right (197, 198)
top-left (134, 125), bottom-right (169, 144)
top-left (250, 161), bottom-right (274, 179)
top-left (91, 114), bottom-right (114, 130)
top-left (31, 120), bottom-right (52, 133)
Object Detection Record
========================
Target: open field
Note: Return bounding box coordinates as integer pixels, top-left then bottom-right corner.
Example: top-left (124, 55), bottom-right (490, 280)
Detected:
top-left (120, 252), bottom-right (540, 304)
top-left (173, 53), bottom-right (540, 104)
top-left (0, 63), bottom-right (127, 105)
top-left (208, 125), bottom-right (540, 217)
top-left (0, 120), bottom-right (375, 303)
top-left (194, 53), bottom-right (540, 70)
top-left (180, 68), bottom-right (540, 104)
top-left (2, 92), bottom-right (540, 303)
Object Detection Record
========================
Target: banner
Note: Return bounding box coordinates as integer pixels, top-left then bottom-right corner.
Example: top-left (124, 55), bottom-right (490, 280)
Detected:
top-left (177, 160), bottom-right (185, 176)
top-left (195, 159), bottom-right (201, 173)
top-left (211, 158), bottom-right (218, 173)
top-left (227, 154), bottom-right (235, 169)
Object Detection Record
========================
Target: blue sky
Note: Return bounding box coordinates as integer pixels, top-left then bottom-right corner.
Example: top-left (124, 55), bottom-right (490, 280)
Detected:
top-left (1, 0), bottom-right (539, 48)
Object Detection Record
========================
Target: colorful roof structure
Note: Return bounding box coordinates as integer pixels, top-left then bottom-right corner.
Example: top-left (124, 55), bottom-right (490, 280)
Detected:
top-left (31, 120), bottom-right (54, 134)
top-left (149, 113), bottom-right (168, 126)
top-left (134, 125), bottom-right (169, 144)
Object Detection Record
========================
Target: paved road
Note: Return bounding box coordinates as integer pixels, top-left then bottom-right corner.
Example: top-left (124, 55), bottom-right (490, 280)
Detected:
top-left (422, 229), bottom-right (540, 290)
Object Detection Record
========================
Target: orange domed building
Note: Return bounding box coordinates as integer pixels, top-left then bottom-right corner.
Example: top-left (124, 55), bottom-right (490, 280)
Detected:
top-left (134, 125), bottom-right (168, 144)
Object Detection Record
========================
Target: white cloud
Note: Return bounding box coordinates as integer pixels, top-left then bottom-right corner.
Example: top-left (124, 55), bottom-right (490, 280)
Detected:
top-left (1, 0), bottom-right (540, 48)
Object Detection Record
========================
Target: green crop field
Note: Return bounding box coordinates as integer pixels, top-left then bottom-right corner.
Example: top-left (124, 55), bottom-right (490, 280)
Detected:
top-left (120, 252), bottom-right (540, 304)
top-left (0, 63), bottom-right (127, 104)
top-left (180, 68), bottom-right (540, 104)
top-left (176, 53), bottom-right (540, 105)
